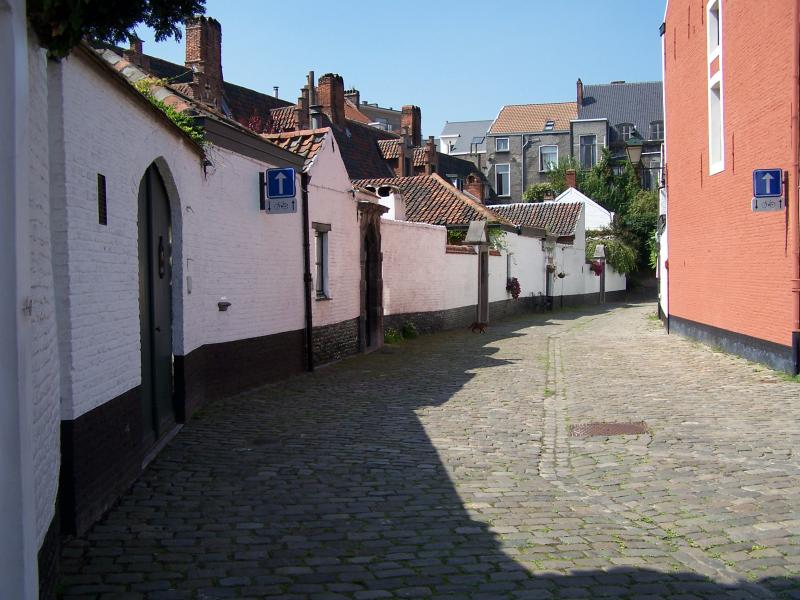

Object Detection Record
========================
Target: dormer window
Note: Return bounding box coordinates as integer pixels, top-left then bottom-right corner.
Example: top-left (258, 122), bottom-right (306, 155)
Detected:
top-left (618, 123), bottom-right (635, 141)
top-left (650, 121), bottom-right (664, 140)
top-left (544, 120), bottom-right (555, 131)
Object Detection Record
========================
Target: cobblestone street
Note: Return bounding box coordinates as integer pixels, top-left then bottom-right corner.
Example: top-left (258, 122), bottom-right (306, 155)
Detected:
top-left (60, 303), bottom-right (800, 599)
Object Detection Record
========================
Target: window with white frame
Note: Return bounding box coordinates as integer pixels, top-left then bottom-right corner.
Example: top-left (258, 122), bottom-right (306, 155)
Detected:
top-left (544, 120), bottom-right (555, 131)
top-left (496, 137), bottom-right (509, 152)
top-left (495, 164), bottom-right (510, 196)
top-left (539, 145), bottom-right (558, 171)
top-left (707, 0), bottom-right (724, 173)
top-left (650, 121), bottom-right (664, 140)
top-left (617, 123), bottom-right (635, 141)
top-left (313, 223), bottom-right (330, 299)
top-left (579, 135), bottom-right (597, 169)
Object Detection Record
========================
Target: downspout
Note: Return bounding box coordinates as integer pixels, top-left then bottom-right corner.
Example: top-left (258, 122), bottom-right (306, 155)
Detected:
top-left (301, 171), bottom-right (314, 372)
top-left (521, 135), bottom-right (532, 198)
top-left (793, 2), bottom-right (800, 375)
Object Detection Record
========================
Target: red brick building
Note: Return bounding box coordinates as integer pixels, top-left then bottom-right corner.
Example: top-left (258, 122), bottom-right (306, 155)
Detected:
top-left (662, 0), bottom-right (799, 373)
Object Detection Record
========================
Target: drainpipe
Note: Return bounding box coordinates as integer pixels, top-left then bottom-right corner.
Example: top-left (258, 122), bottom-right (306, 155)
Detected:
top-left (301, 171), bottom-right (314, 371)
top-left (521, 135), bottom-right (532, 198)
top-left (793, 3), bottom-right (800, 375)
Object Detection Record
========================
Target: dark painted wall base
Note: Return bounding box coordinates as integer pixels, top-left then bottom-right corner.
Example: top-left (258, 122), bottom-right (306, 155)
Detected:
top-left (175, 328), bottom-right (305, 418)
top-left (38, 510), bottom-right (59, 600)
top-left (312, 318), bottom-right (360, 366)
top-left (59, 387), bottom-right (142, 536)
top-left (670, 314), bottom-right (794, 374)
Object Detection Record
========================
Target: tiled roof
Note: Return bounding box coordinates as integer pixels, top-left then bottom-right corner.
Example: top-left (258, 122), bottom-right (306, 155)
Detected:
top-left (439, 120), bottom-right (493, 153)
top-left (269, 106), bottom-right (296, 132)
top-left (261, 128), bottom-right (329, 171)
top-left (333, 120), bottom-right (398, 180)
top-left (492, 202), bottom-right (582, 237)
top-left (578, 81), bottom-right (663, 142)
top-left (489, 102), bottom-right (577, 134)
top-left (378, 139), bottom-right (400, 159)
top-left (95, 44), bottom-right (292, 127)
top-left (353, 174), bottom-right (512, 227)
top-left (345, 99), bottom-right (372, 124)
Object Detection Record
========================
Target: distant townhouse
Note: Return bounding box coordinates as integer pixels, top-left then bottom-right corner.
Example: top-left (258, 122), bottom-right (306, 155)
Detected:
top-left (573, 79), bottom-right (664, 189)
top-left (662, 0), bottom-right (799, 375)
top-left (485, 102), bottom-right (577, 202)
top-left (438, 119), bottom-right (494, 178)
top-left (344, 88), bottom-right (403, 132)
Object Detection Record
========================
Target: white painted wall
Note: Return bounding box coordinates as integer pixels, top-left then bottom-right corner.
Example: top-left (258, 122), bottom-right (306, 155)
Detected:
top-left (503, 232), bottom-right (547, 299)
top-left (52, 51), bottom-right (306, 421)
top-left (307, 133), bottom-right (362, 328)
top-left (28, 35), bottom-right (60, 554)
top-left (658, 187), bottom-right (668, 316)
top-left (1, 3), bottom-right (40, 595)
top-left (444, 250), bottom-right (479, 310)
top-left (554, 188), bottom-right (613, 230)
top-left (381, 219), bottom-right (446, 315)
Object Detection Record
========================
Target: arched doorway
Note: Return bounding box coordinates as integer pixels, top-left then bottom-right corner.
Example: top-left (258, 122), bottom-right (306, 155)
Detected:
top-left (138, 163), bottom-right (175, 448)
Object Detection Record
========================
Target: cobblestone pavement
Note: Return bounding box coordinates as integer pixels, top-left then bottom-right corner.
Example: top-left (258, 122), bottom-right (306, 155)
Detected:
top-left (60, 303), bottom-right (800, 599)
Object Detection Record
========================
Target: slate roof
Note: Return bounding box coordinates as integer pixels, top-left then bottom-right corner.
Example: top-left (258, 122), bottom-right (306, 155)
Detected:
top-left (439, 120), bottom-right (493, 154)
top-left (492, 202), bottom-right (582, 238)
top-left (260, 129), bottom-right (329, 172)
top-left (353, 174), bottom-right (512, 227)
top-left (578, 81), bottom-right (663, 141)
top-left (489, 102), bottom-right (576, 134)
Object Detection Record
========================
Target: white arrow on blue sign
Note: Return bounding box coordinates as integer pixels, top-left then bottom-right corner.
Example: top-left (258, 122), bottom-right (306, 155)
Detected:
top-left (267, 167), bottom-right (296, 199)
top-left (753, 168), bottom-right (783, 198)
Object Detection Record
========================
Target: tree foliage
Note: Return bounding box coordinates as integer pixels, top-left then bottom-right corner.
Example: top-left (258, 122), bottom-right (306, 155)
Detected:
top-left (549, 148), bottom-right (658, 273)
top-left (544, 156), bottom-right (582, 194)
top-left (585, 235), bottom-right (637, 275)
top-left (28, 0), bottom-right (205, 58)
top-left (133, 78), bottom-right (204, 144)
top-left (522, 182), bottom-right (556, 202)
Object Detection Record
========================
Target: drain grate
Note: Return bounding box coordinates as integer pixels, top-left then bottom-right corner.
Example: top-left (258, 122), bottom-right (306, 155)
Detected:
top-left (570, 421), bottom-right (649, 437)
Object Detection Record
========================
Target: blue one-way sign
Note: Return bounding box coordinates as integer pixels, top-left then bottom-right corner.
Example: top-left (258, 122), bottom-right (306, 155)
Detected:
top-left (753, 169), bottom-right (782, 198)
top-left (267, 167), bottom-right (296, 199)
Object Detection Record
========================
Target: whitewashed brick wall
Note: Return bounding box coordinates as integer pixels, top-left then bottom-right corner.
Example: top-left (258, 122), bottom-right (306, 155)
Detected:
top-left (28, 38), bottom-right (61, 549)
top-left (54, 52), bottom-right (306, 420)
top-left (307, 135), bottom-right (362, 328)
top-left (381, 219), bottom-right (447, 315)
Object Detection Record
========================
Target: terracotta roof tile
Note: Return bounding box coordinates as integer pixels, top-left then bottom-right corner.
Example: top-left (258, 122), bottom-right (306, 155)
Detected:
top-left (269, 106), bottom-right (296, 132)
top-left (354, 173), bottom-right (512, 227)
top-left (378, 139), bottom-right (400, 159)
top-left (345, 98), bottom-right (372, 124)
top-left (492, 202), bottom-right (582, 237)
top-left (489, 102), bottom-right (577, 134)
top-left (261, 128), bottom-right (329, 171)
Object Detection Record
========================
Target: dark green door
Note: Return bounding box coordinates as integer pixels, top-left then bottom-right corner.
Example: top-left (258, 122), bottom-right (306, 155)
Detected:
top-left (138, 164), bottom-right (175, 448)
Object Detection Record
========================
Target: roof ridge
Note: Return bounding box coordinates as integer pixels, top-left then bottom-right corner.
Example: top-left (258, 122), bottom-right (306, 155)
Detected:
top-left (500, 101), bottom-right (575, 108)
top-left (261, 127), bottom-right (332, 139)
top-left (584, 80), bottom-right (663, 87)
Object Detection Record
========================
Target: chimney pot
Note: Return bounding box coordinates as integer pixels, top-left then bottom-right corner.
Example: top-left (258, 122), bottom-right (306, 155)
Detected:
top-left (316, 73), bottom-right (346, 127)
top-left (465, 173), bottom-right (486, 202)
top-left (576, 78), bottom-right (584, 107)
top-left (185, 16), bottom-right (224, 108)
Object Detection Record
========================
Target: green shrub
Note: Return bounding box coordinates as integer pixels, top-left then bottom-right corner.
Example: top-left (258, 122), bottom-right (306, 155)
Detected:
top-left (585, 236), bottom-right (637, 275)
top-left (401, 321), bottom-right (418, 339)
top-left (384, 328), bottom-right (403, 344)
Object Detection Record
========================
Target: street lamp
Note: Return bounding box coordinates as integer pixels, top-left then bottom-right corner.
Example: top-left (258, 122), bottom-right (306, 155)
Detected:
top-left (625, 135), bottom-right (644, 187)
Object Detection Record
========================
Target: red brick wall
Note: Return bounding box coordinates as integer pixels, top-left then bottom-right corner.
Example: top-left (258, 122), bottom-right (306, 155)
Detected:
top-left (665, 0), bottom-right (796, 348)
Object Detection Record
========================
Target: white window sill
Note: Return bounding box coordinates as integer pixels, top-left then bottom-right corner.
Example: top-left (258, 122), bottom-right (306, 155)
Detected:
top-left (709, 162), bottom-right (725, 175)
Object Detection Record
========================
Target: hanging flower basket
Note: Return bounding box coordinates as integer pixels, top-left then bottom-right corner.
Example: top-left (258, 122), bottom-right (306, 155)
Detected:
top-left (506, 277), bottom-right (521, 299)
top-left (590, 260), bottom-right (604, 276)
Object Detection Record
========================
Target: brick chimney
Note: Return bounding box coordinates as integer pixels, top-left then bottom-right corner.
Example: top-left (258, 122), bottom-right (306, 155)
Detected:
top-left (576, 78), bottom-right (584, 107)
top-left (185, 16), bottom-right (224, 108)
top-left (344, 88), bottom-right (360, 107)
top-left (424, 136), bottom-right (438, 175)
top-left (316, 73), bottom-right (346, 127)
top-left (401, 105), bottom-right (422, 147)
top-left (565, 169), bottom-right (577, 189)
top-left (465, 173), bottom-right (485, 202)
top-left (123, 37), bottom-right (150, 70)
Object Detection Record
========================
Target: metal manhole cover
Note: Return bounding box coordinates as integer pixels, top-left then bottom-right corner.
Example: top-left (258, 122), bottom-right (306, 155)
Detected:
top-left (570, 421), bottom-right (649, 437)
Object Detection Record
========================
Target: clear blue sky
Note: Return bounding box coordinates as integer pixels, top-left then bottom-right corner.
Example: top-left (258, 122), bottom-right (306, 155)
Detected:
top-left (135, 0), bottom-right (665, 138)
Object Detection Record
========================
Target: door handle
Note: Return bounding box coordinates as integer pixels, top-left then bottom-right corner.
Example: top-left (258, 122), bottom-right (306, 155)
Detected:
top-left (158, 236), bottom-right (165, 279)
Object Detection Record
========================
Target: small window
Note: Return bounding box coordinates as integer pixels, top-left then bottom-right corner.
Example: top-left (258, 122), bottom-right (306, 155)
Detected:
top-left (544, 120), bottom-right (555, 131)
top-left (617, 123), bottom-right (635, 141)
top-left (313, 223), bottom-right (331, 299)
top-left (495, 164), bottom-right (510, 196)
top-left (708, 81), bottom-right (723, 170)
top-left (708, 0), bottom-right (720, 55)
top-left (539, 145), bottom-right (558, 172)
top-left (97, 173), bottom-right (107, 225)
top-left (448, 175), bottom-right (462, 190)
top-left (650, 121), bottom-right (664, 140)
top-left (579, 135), bottom-right (597, 169)
top-left (496, 137), bottom-right (509, 152)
